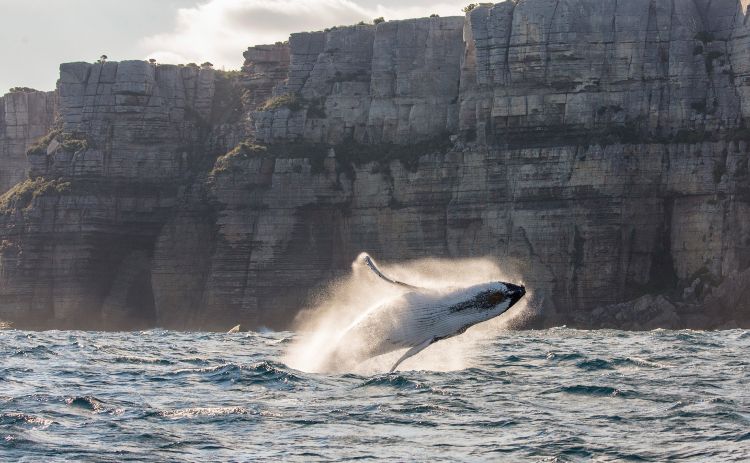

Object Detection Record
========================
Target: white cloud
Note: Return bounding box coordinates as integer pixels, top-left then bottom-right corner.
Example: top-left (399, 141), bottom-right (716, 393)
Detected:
top-left (140, 0), bottom-right (465, 69)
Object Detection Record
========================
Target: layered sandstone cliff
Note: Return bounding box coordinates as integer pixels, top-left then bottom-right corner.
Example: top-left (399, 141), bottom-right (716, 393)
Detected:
top-left (0, 61), bottom-right (235, 329)
top-left (0, 90), bottom-right (56, 193)
top-left (2, 0), bottom-right (750, 330)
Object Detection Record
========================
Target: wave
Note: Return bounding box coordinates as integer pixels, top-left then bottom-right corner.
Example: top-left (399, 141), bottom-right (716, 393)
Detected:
top-left (545, 385), bottom-right (632, 397)
top-left (113, 356), bottom-right (174, 365)
top-left (1, 328), bottom-right (747, 461)
top-left (149, 406), bottom-right (253, 420)
top-left (269, 336), bottom-right (294, 345)
top-left (575, 356), bottom-right (670, 371)
top-left (575, 358), bottom-right (615, 370)
top-left (170, 361), bottom-right (302, 386)
top-left (545, 352), bottom-right (584, 361)
top-left (65, 395), bottom-right (107, 412)
top-left (0, 412), bottom-right (54, 429)
top-left (12, 345), bottom-right (57, 358)
top-left (358, 374), bottom-right (430, 391)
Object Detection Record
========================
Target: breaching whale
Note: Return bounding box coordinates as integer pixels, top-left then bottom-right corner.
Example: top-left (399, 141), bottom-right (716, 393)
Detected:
top-left (325, 254), bottom-right (526, 372)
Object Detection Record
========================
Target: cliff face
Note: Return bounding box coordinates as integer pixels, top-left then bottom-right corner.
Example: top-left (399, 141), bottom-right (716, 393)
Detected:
top-left (0, 90), bottom-right (56, 193)
top-left (254, 18), bottom-right (465, 144)
top-left (0, 61), bottom-right (237, 329)
top-left (461, 0), bottom-right (743, 140)
top-left (2, 0), bottom-right (750, 330)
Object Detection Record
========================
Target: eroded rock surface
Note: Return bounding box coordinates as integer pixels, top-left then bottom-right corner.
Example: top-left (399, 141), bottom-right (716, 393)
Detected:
top-left (0, 90), bottom-right (56, 193)
top-left (2, 0), bottom-right (750, 330)
top-left (0, 61), bottom-right (229, 329)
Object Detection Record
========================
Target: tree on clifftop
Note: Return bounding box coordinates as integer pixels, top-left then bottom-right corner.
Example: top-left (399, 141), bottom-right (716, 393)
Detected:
top-left (463, 3), bottom-right (494, 13)
top-left (9, 87), bottom-right (37, 93)
top-left (98, 54), bottom-right (107, 63)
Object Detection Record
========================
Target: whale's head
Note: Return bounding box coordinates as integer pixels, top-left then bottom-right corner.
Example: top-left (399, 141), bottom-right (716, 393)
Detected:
top-left (448, 281), bottom-right (526, 325)
top-left (482, 281), bottom-right (525, 312)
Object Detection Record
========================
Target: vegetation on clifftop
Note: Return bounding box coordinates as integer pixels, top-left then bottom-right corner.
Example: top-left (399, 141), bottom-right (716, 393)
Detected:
top-left (8, 87), bottom-right (38, 93)
top-left (462, 3), bottom-right (494, 13)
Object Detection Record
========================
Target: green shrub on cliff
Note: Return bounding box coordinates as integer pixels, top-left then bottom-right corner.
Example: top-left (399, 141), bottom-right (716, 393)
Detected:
top-left (373, 17), bottom-right (385, 25)
top-left (226, 141), bottom-right (267, 158)
top-left (9, 87), bottom-right (38, 93)
top-left (259, 93), bottom-right (301, 112)
top-left (0, 177), bottom-right (72, 214)
top-left (211, 141), bottom-right (268, 176)
top-left (26, 130), bottom-right (88, 157)
top-left (258, 94), bottom-right (327, 119)
top-left (462, 3), bottom-right (493, 13)
top-left (26, 130), bottom-right (62, 157)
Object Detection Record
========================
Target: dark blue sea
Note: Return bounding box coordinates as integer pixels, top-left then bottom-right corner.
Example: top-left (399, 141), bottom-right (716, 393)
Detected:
top-left (1, 328), bottom-right (748, 462)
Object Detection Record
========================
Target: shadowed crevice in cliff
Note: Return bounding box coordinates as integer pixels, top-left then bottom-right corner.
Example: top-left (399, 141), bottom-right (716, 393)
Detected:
top-left (647, 196), bottom-right (679, 295)
top-left (101, 251), bottom-right (156, 330)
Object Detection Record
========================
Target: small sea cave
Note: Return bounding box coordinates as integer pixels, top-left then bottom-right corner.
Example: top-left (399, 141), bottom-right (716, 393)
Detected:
top-left (100, 250), bottom-right (156, 330)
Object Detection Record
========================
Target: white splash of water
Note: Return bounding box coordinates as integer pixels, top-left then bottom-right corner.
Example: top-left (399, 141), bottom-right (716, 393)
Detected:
top-left (283, 253), bottom-right (534, 374)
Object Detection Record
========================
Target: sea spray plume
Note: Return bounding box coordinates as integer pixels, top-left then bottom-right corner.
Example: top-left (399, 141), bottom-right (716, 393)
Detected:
top-left (284, 253), bottom-right (529, 374)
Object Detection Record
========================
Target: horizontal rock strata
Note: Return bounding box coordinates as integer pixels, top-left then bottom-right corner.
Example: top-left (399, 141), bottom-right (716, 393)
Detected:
top-left (0, 90), bottom-right (56, 193)
top-left (2, 0), bottom-right (750, 330)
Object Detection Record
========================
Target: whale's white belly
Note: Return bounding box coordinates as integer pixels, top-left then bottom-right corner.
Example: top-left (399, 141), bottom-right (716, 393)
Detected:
top-left (335, 292), bottom-right (466, 361)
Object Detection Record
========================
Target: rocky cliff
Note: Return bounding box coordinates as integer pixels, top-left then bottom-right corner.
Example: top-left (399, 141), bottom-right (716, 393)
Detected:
top-left (0, 90), bottom-right (56, 193)
top-left (2, 0), bottom-right (750, 330)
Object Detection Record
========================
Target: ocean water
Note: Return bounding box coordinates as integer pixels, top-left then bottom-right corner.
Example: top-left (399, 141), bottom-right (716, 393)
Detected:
top-left (0, 328), bottom-right (748, 462)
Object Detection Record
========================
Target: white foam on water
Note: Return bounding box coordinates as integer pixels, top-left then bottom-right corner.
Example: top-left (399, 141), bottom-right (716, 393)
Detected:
top-left (283, 253), bottom-right (533, 374)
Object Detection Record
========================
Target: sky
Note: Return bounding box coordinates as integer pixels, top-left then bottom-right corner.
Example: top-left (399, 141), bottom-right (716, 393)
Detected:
top-left (1, 0), bottom-right (470, 93)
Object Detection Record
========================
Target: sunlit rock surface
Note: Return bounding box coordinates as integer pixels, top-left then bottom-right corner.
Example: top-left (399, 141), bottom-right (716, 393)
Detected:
top-left (2, 0), bottom-right (750, 330)
top-left (0, 90), bottom-right (56, 193)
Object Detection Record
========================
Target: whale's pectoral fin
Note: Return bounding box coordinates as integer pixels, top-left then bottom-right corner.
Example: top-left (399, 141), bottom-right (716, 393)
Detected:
top-left (389, 338), bottom-right (434, 373)
top-left (361, 253), bottom-right (422, 290)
